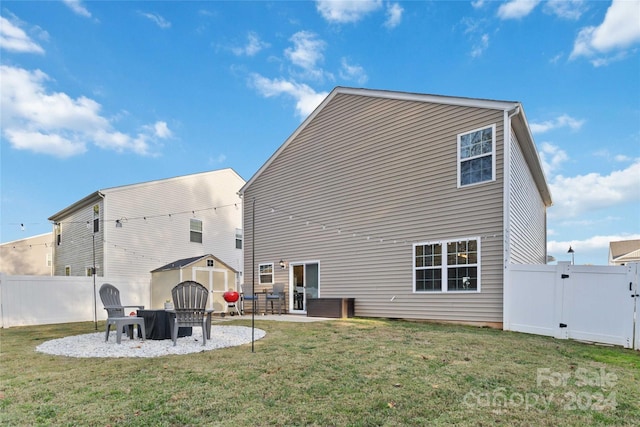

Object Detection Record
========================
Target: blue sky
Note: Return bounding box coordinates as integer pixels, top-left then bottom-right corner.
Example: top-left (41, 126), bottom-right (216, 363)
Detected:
top-left (1, 0), bottom-right (639, 265)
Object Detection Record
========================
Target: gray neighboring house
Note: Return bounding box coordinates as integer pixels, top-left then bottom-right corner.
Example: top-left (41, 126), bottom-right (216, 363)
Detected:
top-left (48, 168), bottom-right (245, 285)
top-left (239, 87), bottom-right (552, 326)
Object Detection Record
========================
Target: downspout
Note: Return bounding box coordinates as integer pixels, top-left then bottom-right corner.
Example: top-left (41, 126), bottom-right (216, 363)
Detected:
top-left (503, 106), bottom-right (520, 330)
top-left (97, 191), bottom-right (106, 277)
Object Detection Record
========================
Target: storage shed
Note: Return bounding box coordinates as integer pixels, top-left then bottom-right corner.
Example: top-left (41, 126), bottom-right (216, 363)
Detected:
top-left (151, 255), bottom-right (238, 313)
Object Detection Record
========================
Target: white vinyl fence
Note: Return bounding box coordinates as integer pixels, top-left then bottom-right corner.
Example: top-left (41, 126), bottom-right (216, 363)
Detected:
top-left (0, 273), bottom-right (149, 328)
top-left (504, 263), bottom-right (639, 350)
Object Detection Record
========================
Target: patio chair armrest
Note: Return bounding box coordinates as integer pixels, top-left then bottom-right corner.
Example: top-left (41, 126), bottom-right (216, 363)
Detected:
top-left (123, 305), bottom-right (144, 310)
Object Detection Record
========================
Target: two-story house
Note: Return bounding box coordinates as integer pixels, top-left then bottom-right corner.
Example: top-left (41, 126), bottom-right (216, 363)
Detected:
top-left (239, 87), bottom-right (552, 326)
top-left (48, 168), bottom-right (245, 288)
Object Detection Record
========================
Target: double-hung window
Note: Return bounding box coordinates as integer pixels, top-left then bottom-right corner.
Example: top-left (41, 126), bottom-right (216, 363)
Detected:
top-left (414, 238), bottom-right (480, 292)
top-left (458, 124), bottom-right (495, 187)
top-left (235, 228), bottom-right (243, 249)
top-left (190, 219), bottom-right (203, 243)
top-left (259, 263), bottom-right (274, 284)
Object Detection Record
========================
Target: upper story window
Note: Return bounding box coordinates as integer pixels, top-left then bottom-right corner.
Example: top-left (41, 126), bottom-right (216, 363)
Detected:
top-left (259, 263), bottom-right (274, 284)
top-left (93, 204), bottom-right (100, 233)
top-left (190, 219), bottom-right (203, 243)
top-left (235, 228), bottom-right (243, 249)
top-left (414, 238), bottom-right (480, 293)
top-left (458, 124), bottom-right (495, 187)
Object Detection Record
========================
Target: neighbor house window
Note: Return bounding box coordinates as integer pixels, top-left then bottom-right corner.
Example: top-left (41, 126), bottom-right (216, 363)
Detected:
top-left (458, 124), bottom-right (495, 187)
top-left (93, 204), bottom-right (100, 233)
top-left (235, 228), bottom-right (243, 249)
top-left (207, 259), bottom-right (214, 267)
top-left (414, 238), bottom-right (479, 292)
top-left (190, 219), bottom-right (203, 243)
top-left (259, 263), bottom-right (274, 284)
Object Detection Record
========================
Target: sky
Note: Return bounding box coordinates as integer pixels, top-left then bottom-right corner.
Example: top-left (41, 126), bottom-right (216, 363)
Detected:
top-left (1, 0), bottom-right (639, 266)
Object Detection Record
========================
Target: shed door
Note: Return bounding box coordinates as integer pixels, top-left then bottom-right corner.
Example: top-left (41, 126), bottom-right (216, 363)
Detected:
top-left (193, 267), bottom-right (229, 312)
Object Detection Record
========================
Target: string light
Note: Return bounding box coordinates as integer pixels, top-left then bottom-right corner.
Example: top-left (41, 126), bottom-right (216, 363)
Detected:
top-left (251, 198), bottom-right (504, 248)
top-left (3, 200), bottom-right (503, 255)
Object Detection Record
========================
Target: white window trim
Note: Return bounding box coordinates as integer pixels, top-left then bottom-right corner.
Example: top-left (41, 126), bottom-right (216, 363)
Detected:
top-left (259, 262), bottom-right (274, 285)
top-left (235, 228), bottom-right (243, 250)
top-left (190, 218), bottom-right (203, 244)
top-left (457, 124), bottom-right (496, 188)
top-left (413, 237), bottom-right (481, 293)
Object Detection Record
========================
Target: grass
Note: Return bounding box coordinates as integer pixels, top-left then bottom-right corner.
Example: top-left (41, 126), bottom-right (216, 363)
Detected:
top-left (1, 317), bottom-right (639, 426)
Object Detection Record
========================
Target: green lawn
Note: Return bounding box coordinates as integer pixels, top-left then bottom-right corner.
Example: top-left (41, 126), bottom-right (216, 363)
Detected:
top-left (1, 318), bottom-right (638, 426)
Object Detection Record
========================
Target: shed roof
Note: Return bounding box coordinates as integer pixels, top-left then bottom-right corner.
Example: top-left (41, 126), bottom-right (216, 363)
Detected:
top-left (151, 254), bottom-right (237, 273)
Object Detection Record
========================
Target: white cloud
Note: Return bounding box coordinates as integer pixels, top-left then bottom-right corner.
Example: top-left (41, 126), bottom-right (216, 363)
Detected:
top-left (139, 12), bottom-right (171, 29)
top-left (146, 121), bottom-right (172, 139)
top-left (4, 128), bottom-right (86, 157)
top-left (249, 74), bottom-right (328, 118)
top-left (471, 0), bottom-right (486, 9)
top-left (209, 153), bottom-right (227, 165)
top-left (547, 160), bottom-right (640, 219)
top-left (498, 0), bottom-right (540, 19)
top-left (497, 0), bottom-right (541, 20)
top-left (384, 3), bottom-right (403, 29)
top-left (0, 65), bottom-right (171, 158)
top-left (285, 31), bottom-right (327, 80)
top-left (316, 0), bottom-right (382, 24)
top-left (231, 32), bottom-right (270, 56)
top-left (0, 16), bottom-right (44, 54)
top-left (62, 0), bottom-right (92, 18)
top-left (538, 142), bottom-right (568, 176)
top-left (339, 58), bottom-right (368, 85)
top-left (614, 154), bottom-right (633, 162)
top-left (594, 149), bottom-right (636, 163)
top-left (530, 114), bottom-right (585, 134)
top-left (471, 33), bottom-right (489, 57)
top-left (570, 0), bottom-right (640, 65)
top-left (543, 0), bottom-right (586, 20)
top-left (548, 233), bottom-right (640, 264)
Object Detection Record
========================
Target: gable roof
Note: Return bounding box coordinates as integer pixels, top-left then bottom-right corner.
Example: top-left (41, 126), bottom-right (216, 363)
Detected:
top-left (239, 86), bottom-right (551, 206)
top-left (609, 239), bottom-right (640, 261)
top-left (48, 168), bottom-right (243, 221)
top-left (151, 254), bottom-right (237, 273)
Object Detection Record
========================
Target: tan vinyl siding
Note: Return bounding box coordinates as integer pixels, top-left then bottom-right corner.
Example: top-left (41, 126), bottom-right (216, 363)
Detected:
top-left (0, 233), bottom-right (54, 275)
top-left (509, 129), bottom-right (547, 264)
top-left (244, 93), bottom-right (506, 323)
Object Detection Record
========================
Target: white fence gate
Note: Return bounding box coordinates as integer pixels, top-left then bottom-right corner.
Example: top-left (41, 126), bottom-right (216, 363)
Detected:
top-left (504, 263), bottom-right (639, 350)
